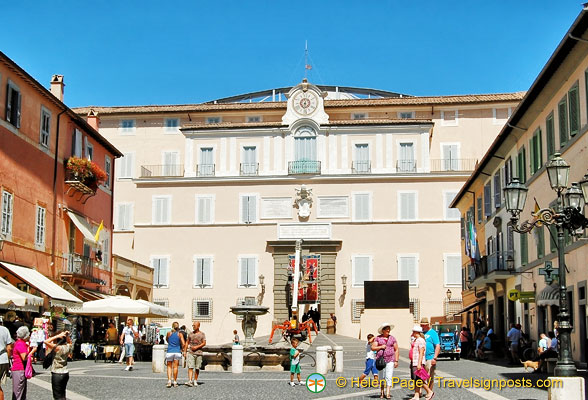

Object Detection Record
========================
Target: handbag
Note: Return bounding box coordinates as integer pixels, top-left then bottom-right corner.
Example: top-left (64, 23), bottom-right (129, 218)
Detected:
top-left (375, 355), bottom-right (386, 371)
top-left (415, 366), bottom-right (430, 381)
top-left (25, 354), bottom-right (33, 379)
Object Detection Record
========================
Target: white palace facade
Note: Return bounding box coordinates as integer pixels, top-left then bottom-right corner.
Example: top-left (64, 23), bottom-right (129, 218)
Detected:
top-left (75, 81), bottom-right (523, 344)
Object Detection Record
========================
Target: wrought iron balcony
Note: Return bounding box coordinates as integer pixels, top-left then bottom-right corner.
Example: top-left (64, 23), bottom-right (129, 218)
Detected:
top-left (352, 161), bottom-right (371, 174)
top-left (487, 250), bottom-right (514, 273)
top-left (197, 164), bottom-right (215, 177)
top-left (430, 158), bottom-right (477, 172)
top-left (140, 164), bottom-right (184, 178)
top-left (240, 163), bottom-right (259, 176)
top-left (288, 160), bottom-right (321, 175)
top-left (396, 160), bottom-right (416, 172)
top-left (63, 253), bottom-right (95, 282)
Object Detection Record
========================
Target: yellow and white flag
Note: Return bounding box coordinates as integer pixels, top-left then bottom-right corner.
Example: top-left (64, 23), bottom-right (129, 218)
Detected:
top-left (94, 220), bottom-right (104, 242)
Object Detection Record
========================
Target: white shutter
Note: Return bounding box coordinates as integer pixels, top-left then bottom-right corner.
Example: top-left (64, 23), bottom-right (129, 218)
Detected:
top-left (444, 192), bottom-right (460, 220)
top-left (241, 195), bottom-right (257, 223)
top-left (195, 257), bottom-right (212, 287)
top-left (353, 256), bottom-right (370, 287)
top-left (203, 258), bottom-right (212, 286)
top-left (239, 257), bottom-right (256, 287)
top-left (442, 144), bottom-right (459, 170)
top-left (153, 257), bottom-right (169, 287)
top-left (445, 255), bottom-right (462, 286)
top-left (197, 196), bottom-right (212, 224)
top-left (152, 197), bottom-right (170, 224)
top-left (399, 193), bottom-right (416, 220)
top-left (353, 193), bottom-right (370, 221)
top-left (398, 256), bottom-right (418, 287)
top-left (248, 196), bottom-right (257, 222)
top-left (119, 153), bottom-right (134, 178)
top-left (163, 152), bottom-right (179, 175)
top-left (116, 204), bottom-right (126, 230)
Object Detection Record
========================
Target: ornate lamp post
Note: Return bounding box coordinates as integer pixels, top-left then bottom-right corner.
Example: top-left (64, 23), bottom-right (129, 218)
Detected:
top-left (503, 153), bottom-right (588, 377)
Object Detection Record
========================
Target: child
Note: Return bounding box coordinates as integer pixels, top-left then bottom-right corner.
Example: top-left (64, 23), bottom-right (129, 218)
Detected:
top-left (289, 337), bottom-right (302, 386)
top-left (359, 334), bottom-right (378, 382)
top-left (233, 330), bottom-right (240, 345)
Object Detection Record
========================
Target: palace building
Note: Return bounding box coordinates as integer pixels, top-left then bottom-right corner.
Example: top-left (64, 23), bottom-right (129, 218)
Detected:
top-left (75, 82), bottom-right (522, 344)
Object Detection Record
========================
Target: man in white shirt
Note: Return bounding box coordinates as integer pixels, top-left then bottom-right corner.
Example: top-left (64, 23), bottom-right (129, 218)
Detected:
top-left (506, 323), bottom-right (522, 364)
top-left (0, 317), bottom-right (14, 400)
top-left (119, 318), bottom-right (139, 371)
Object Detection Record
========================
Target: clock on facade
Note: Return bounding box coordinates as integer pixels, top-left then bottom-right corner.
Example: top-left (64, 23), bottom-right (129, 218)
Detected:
top-left (292, 90), bottom-right (319, 115)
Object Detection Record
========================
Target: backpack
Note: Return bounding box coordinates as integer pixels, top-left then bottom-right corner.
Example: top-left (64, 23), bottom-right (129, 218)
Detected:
top-left (43, 347), bottom-right (56, 369)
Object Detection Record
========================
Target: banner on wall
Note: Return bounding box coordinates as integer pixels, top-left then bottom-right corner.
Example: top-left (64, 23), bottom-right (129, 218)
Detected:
top-left (288, 254), bottom-right (320, 303)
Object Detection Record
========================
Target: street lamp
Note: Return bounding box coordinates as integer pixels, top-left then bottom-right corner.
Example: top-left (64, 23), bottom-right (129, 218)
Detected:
top-left (503, 153), bottom-right (588, 377)
top-left (446, 289), bottom-right (452, 300)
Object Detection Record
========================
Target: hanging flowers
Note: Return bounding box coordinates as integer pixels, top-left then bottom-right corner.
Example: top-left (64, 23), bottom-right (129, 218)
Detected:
top-left (66, 157), bottom-right (107, 186)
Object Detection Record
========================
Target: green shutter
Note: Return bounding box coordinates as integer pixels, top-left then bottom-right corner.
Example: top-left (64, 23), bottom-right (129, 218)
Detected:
top-left (549, 225), bottom-right (557, 253)
top-left (546, 113), bottom-right (555, 157)
top-left (569, 84), bottom-right (579, 137)
top-left (559, 97), bottom-right (568, 147)
top-left (517, 147), bottom-right (527, 183)
top-left (537, 226), bottom-right (544, 259)
top-left (529, 137), bottom-right (535, 175)
top-left (520, 233), bottom-right (528, 266)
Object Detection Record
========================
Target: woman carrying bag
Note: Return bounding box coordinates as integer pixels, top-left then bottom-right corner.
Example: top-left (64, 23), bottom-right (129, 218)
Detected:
top-left (11, 326), bottom-right (35, 400)
top-left (372, 323), bottom-right (399, 399)
top-left (410, 325), bottom-right (434, 400)
top-left (44, 331), bottom-right (73, 400)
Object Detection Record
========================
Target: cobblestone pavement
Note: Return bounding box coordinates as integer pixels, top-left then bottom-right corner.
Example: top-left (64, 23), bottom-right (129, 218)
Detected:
top-left (1, 333), bottom-right (585, 399)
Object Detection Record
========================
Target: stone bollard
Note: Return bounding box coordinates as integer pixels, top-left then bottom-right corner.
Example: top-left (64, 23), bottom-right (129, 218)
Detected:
top-left (333, 346), bottom-right (344, 373)
top-left (316, 346), bottom-right (330, 375)
top-left (547, 376), bottom-right (585, 400)
top-left (152, 344), bottom-right (167, 373)
top-left (232, 345), bottom-right (243, 374)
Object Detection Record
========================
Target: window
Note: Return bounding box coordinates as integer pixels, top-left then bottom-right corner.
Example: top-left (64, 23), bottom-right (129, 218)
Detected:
top-left (40, 107), bottom-right (51, 147)
top-left (444, 191), bottom-right (460, 220)
top-left (546, 113), bottom-right (556, 158)
top-left (240, 194), bottom-right (257, 224)
top-left (493, 107), bottom-right (511, 125)
top-left (294, 136), bottom-right (317, 161)
top-left (118, 153), bottom-right (134, 178)
top-left (198, 147), bottom-right (214, 176)
top-left (353, 143), bottom-right (370, 173)
top-left (102, 237), bottom-right (110, 269)
top-left (246, 116), bottom-right (262, 123)
top-left (241, 146), bottom-right (257, 175)
top-left (493, 171), bottom-right (502, 208)
top-left (115, 203), bottom-right (133, 231)
top-left (444, 254), bottom-right (462, 286)
top-left (238, 256), bottom-right (257, 288)
top-left (351, 299), bottom-right (365, 322)
top-left (104, 156), bottom-right (112, 188)
top-left (164, 118), bottom-right (179, 132)
top-left (441, 144), bottom-right (460, 171)
top-left (536, 225), bottom-right (545, 259)
top-left (192, 299), bottom-right (213, 321)
top-left (119, 119), bottom-right (136, 134)
top-left (483, 182), bottom-right (492, 217)
top-left (441, 110), bottom-right (458, 126)
top-left (1, 191), bottom-right (14, 236)
top-left (206, 117), bottom-right (221, 124)
top-left (529, 128), bottom-right (543, 175)
top-left (152, 195), bottom-right (171, 224)
top-left (72, 129), bottom-right (82, 157)
top-left (86, 142), bottom-right (93, 161)
top-left (409, 298), bottom-right (421, 322)
top-left (317, 196), bottom-right (349, 218)
top-left (520, 233), bottom-right (528, 266)
top-left (151, 256), bottom-right (169, 288)
top-left (558, 97), bottom-right (568, 148)
top-left (398, 142), bottom-right (415, 172)
top-left (352, 255), bottom-right (372, 287)
top-left (195, 195), bottom-right (214, 224)
top-left (516, 147), bottom-right (526, 184)
top-left (351, 113), bottom-right (367, 120)
top-left (398, 191), bottom-right (417, 220)
top-left (398, 111), bottom-right (414, 119)
top-left (477, 197), bottom-right (483, 224)
top-left (35, 206), bottom-right (46, 247)
top-left (352, 193), bottom-right (371, 222)
top-left (162, 151), bottom-right (181, 176)
top-left (398, 254), bottom-right (418, 287)
top-left (568, 84), bottom-right (580, 137)
top-left (194, 257), bottom-right (213, 288)
top-left (5, 81), bottom-right (21, 128)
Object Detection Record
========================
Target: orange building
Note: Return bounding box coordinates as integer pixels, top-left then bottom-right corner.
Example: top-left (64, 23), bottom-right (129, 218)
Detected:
top-left (0, 51), bottom-right (121, 309)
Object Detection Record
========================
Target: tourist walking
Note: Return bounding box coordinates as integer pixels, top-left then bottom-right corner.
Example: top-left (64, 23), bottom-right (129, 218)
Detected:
top-left (11, 326), bottom-right (35, 400)
top-left (165, 322), bottom-right (186, 388)
top-left (420, 318), bottom-right (440, 390)
top-left (45, 331), bottom-right (73, 400)
top-left (459, 327), bottom-right (470, 360)
top-left (120, 318), bottom-right (139, 371)
top-left (373, 323), bottom-right (399, 399)
top-left (185, 321), bottom-right (206, 387)
top-left (330, 313), bottom-right (337, 334)
top-left (507, 323), bottom-right (522, 364)
top-left (288, 337), bottom-right (302, 386)
top-left (0, 317), bottom-right (14, 400)
top-left (410, 325), bottom-right (434, 400)
top-left (358, 333), bottom-right (378, 382)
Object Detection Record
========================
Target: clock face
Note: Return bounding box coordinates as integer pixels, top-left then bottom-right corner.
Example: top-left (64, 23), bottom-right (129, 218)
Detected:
top-left (293, 91), bottom-right (319, 115)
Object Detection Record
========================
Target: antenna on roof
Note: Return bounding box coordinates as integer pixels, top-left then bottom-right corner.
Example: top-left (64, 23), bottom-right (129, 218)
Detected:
top-left (304, 40), bottom-right (312, 80)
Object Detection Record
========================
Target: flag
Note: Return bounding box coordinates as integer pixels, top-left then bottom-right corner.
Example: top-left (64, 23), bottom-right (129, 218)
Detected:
top-left (305, 64), bottom-right (312, 70)
top-left (533, 198), bottom-right (540, 215)
top-left (94, 220), bottom-right (104, 242)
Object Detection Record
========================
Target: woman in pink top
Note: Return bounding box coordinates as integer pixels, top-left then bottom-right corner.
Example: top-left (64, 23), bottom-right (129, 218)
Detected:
top-left (372, 323), bottom-right (399, 399)
top-left (12, 326), bottom-right (35, 400)
top-left (410, 325), bottom-right (434, 400)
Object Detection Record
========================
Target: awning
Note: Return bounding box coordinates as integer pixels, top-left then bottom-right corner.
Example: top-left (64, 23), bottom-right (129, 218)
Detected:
top-left (73, 296), bottom-right (181, 318)
top-left (66, 210), bottom-right (97, 243)
top-left (0, 276), bottom-right (43, 312)
top-left (454, 298), bottom-right (486, 315)
top-left (0, 262), bottom-right (82, 308)
top-left (78, 288), bottom-right (112, 301)
top-left (537, 284), bottom-right (559, 306)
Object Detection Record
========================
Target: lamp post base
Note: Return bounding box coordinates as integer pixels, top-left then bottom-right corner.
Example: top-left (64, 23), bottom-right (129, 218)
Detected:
top-left (554, 360), bottom-right (578, 377)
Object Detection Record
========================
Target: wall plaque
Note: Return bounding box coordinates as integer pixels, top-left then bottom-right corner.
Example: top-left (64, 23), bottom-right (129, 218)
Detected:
top-left (278, 223), bottom-right (331, 239)
top-left (261, 197), bottom-right (292, 219)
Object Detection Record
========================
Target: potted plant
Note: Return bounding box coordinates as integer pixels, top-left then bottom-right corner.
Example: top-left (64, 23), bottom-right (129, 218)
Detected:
top-left (66, 157), bottom-right (108, 190)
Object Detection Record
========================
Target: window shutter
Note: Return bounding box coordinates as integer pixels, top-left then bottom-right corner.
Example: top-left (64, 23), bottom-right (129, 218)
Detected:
top-left (400, 193), bottom-right (416, 220)
top-left (494, 172), bottom-right (501, 208)
top-left (483, 183), bottom-right (491, 216)
top-left (15, 90), bottom-right (21, 128)
top-left (240, 258), bottom-right (255, 286)
top-left (353, 256), bottom-right (370, 286)
top-left (445, 255), bottom-right (461, 286)
top-left (569, 85), bottom-right (579, 136)
top-left (442, 144), bottom-right (459, 170)
top-left (126, 153), bottom-right (134, 178)
top-left (444, 192), bottom-right (459, 220)
top-left (116, 204), bottom-right (125, 230)
top-left (247, 258), bottom-right (256, 287)
top-left (546, 114), bottom-right (555, 157)
top-left (247, 196), bottom-right (257, 223)
top-left (197, 197), bottom-right (212, 224)
top-left (529, 136), bottom-right (535, 174)
top-left (5, 85), bottom-right (12, 123)
top-left (558, 98), bottom-right (568, 146)
top-left (354, 193), bottom-right (370, 221)
top-left (203, 258), bottom-right (212, 286)
top-left (399, 256), bottom-right (418, 286)
top-left (476, 197), bottom-right (483, 224)
top-left (520, 234), bottom-right (528, 266)
top-left (162, 197), bottom-right (169, 223)
top-left (160, 258), bottom-right (169, 287)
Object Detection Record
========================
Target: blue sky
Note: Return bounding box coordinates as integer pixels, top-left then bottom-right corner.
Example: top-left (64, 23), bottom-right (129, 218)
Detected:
top-left (2, 1), bottom-right (584, 107)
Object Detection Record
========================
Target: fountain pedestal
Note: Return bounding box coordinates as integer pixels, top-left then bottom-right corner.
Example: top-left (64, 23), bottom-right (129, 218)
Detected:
top-left (230, 297), bottom-right (269, 347)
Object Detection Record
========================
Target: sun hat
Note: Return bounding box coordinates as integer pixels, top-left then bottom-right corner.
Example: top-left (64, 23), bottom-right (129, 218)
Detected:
top-left (412, 325), bottom-right (423, 333)
top-left (377, 322), bottom-right (394, 335)
top-left (419, 317), bottom-right (430, 325)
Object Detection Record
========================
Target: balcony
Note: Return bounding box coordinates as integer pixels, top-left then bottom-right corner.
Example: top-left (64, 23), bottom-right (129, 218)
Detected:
top-left (396, 160), bottom-right (416, 172)
top-left (288, 160), bottom-right (321, 175)
top-left (352, 161), bottom-right (371, 174)
top-left (140, 164), bottom-right (183, 178)
top-left (240, 163), bottom-right (259, 176)
top-left (64, 170), bottom-right (96, 203)
top-left (430, 158), bottom-right (477, 172)
top-left (197, 164), bottom-right (215, 177)
top-left (62, 253), bottom-right (95, 283)
top-left (488, 250), bottom-right (514, 273)
top-left (468, 251), bottom-right (514, 287)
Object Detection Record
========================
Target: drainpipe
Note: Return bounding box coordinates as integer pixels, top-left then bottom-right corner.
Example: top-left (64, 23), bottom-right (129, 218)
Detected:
top-left (51, 108), bottom-right (67, 278)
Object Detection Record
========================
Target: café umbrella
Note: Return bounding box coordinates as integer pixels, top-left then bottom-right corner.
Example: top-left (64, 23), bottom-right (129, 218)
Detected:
top-left (73, 296), bottom-right (183, 318)
top-left (0, 276), bottom-right (43, 311)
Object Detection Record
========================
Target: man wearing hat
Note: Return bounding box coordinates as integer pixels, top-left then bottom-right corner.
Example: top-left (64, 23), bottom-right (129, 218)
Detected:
top-left (420, 317), bottom-right (440, 390)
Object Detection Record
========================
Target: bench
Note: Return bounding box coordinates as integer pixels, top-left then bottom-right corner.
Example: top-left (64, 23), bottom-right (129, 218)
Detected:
top-left (546, 358), bottom-right (558, 374)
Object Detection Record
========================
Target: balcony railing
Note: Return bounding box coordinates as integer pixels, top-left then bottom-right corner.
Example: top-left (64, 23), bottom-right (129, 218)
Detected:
top-left (240, 163), bottom-right (259, 176)
top-left (488, 250), bottom-right (514, 273)
top-left (288, 160), bottom-right (321, 174)
top-left (64, 253), bottom-right (94, 280)
top-left (140, 164), bottom-right (183, 178)
top-left (430, 158), bottom-right (477, 172)
top-left (396, 160), bottom-right (416, 172)
top-left (197, 164), bottom-right (215, 177)
top-left (352, 161), bottom-right (371, 174)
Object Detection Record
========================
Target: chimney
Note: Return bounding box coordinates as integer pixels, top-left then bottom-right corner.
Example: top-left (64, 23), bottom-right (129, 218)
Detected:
top-left (87, 109), bottom-right (99, 130)
top-left (50, 75), bottom-right (65, 102)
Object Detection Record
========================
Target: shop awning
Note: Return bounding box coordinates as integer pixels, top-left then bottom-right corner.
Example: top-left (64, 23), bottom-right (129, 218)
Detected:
top-left (0, 262), bottom-right (82, 308)
top-left (66, 210), bottom-right (96, 243)
top-left (0, 276), bottom-right (43, 312)
top-left (78, 288), bottom-right (112, 301)
top-left (537, 284), bottom-right (559, 306)
top-left (454, 298), bottom-right (486, 316)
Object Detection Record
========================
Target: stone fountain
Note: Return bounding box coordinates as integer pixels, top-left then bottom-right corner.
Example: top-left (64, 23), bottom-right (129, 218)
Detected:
top-left (230, 296), bottom-right (269, 346)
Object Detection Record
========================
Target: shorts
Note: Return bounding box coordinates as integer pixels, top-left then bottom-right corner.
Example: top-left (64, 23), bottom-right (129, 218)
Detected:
top-left (425, 360), bottom-right (437, 384)
top-left (165, 353), bottom-right (182, 363)
top-left (290, 363), bottom-right (301, 374)
top-left (124, 343), bottom-right (135, 358)
top-left (0, 363), bottom-right (9, 384)
top-left (510, 343), bottom-right (519, 352)
top-left (363, 358), bottom-right (378, 376)
top-left (186, 353), bottom-right (203, 370)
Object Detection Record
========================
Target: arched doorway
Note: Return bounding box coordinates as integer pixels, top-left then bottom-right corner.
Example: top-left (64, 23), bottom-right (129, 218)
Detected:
top-left (116, 285), bottom-right (131, 297)
top-left (135, 289), bottom-right (149, 301)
